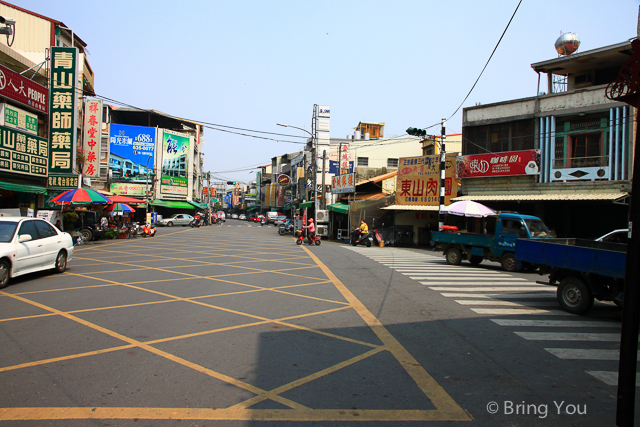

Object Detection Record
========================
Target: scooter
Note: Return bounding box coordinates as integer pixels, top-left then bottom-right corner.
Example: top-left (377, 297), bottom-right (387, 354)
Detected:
top-left (278, 220), bottom-right (295, 236)
top-left (296, 230), bottom-right (321, 246)
top-left (130, 222), bottom-right (144, 238)
top-left (143, 223), bottom-right (157, 237)
top-left (350, 229), bottom-right (373, 247)
top-left (190, 217), bottom-right (202, 228)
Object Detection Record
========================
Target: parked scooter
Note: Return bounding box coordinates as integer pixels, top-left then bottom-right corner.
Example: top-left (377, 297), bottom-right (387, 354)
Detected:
top-left (296, 230), bottom-right (322, 246)
top-left (143, 223), bottom-right (156, 237)
top-left (278, 220), bottom-right (295, 236)
top-left (130, 222), bottom-right (144, 238)
top-left (350, 229), bottom-right (373, 247)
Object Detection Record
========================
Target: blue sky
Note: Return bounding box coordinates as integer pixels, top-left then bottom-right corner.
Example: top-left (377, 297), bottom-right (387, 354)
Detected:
top-left (16, 0), bottom-right (640, 183)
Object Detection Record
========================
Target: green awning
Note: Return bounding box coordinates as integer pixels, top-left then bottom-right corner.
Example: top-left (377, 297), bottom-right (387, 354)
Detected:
top-left (247, 207), bottom-right (259, 212)
top-left (0, 180), bottom-right (47, 194)
top-left (189, 201), bottom-right (208, 209)
top-left (299, 201), bottom-right (314, 209)
top-left (328, 202), bottom-right (349, 214)
top-left (151, 199), bottom-right (171, 208)
top-left (163, 200), bottom-right (195, 209)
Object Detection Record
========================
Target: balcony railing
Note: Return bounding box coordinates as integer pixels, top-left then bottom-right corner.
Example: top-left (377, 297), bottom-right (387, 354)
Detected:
top-left (553, 155), bottom-right (609, 169)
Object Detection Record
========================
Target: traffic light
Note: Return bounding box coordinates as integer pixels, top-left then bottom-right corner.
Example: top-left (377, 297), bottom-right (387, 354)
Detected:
top-left (227, 181), bottom-right (237, 185)
top-left (406, 127), bottom-right (427, 137)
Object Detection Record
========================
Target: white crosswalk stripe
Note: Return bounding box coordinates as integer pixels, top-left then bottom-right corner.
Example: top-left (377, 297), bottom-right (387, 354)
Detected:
top-left (343, 245), bottom-right (624, 386)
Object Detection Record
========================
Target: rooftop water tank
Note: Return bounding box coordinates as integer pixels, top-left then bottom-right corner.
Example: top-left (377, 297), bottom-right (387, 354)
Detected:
top-left (555, 32), bottom-right (580, 56)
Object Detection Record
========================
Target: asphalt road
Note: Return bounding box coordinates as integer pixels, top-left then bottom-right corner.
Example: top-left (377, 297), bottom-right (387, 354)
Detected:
top-left (0, 220), bottom-right (633, 426)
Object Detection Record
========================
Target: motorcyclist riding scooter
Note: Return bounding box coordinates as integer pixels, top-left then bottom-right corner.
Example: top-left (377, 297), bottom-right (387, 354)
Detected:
top-left (191, 213), bottom-right (202, 228)
top-left (351, 220), bottom-right (373, 247)
top-left (297, 218), bottom-right (321, 246)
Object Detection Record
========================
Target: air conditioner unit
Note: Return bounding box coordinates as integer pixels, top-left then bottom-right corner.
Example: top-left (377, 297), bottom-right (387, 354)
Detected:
top-left (316, 224), bottom-right (329, 236)
top-left (316, 209), bottom-right (329, 222)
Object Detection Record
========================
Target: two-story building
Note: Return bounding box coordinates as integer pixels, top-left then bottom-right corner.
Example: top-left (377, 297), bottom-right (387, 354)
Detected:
top-left (457, 39), bottom-right (633, 238)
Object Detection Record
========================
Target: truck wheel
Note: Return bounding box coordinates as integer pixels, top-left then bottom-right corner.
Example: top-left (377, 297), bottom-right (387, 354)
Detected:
top-left (469, 255), bottom-right (483, 265)
top-left (81, 228), bottom-right (93, 242)
top-left (557, 277), bottom-right (594, 314)
top-left (500, 253), bottom-right (519, 272)
top-left (445, 248), bottom-right (462, 265)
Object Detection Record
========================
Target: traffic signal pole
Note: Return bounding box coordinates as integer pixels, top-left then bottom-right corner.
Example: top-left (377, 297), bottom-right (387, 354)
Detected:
top-left (439, 118), bottom-right (446, 230)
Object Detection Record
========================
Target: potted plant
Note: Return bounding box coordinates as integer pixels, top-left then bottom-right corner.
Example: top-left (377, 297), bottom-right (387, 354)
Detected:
top-left (103, 230), bottom-right (117, 240)
top-left (62, 211), bottom-right (78, 232)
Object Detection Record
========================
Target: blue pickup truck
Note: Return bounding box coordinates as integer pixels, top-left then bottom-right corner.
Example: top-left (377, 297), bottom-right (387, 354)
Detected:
top-left (430, 212), bottom-right (551, 272)
top-left (515, 238), bottom-right (626, 314)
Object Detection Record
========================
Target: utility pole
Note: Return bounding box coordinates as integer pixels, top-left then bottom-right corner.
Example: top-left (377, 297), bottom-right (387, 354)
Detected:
top-left (321, 150), bottom-right (327, 209)
top-left (207, 171), bottom-right (211, 210)
top-left (303, 153), bottom-right (309, 202)
top-left (439, 118), bottom-right (446, 230)
top-left (312, 104), bottom-right (319, 213)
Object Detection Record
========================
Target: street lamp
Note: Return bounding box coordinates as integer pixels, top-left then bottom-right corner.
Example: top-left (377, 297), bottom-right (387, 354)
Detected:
top-left (277, 123), bottom-right (317, 212)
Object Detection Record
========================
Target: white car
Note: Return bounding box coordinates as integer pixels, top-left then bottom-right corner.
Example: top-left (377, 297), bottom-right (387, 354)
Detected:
top-left (596, 229), bottom-right (629, 244)
top-left (0, 217), bottom-right (74, 288)
top-left (157, 214), bottom-right (193, 227)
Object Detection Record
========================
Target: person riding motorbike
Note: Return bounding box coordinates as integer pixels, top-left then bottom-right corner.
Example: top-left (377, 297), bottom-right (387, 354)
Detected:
top-left (193, 213), bottom-right (202, 227)
top-left (303, 218), bottom-right (316, 242)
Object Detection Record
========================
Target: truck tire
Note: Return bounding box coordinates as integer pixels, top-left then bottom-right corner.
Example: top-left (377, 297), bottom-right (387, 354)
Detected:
top-left (81, 228), bottom-right (93, 242)
top-left (500, 253), bottom-right (519, 272)
top-left (445, 248), bottom-right (462, 265)
top-left (557, 277), bottom-right (594, 314)
top-left (469, 255), bottom-right (483, 265)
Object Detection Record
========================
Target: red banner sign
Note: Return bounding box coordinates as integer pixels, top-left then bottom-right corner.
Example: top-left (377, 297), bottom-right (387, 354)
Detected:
top-left (456, 149), bottom-right (541, 178)
top-left (0, 64), bottom-right (48, 114)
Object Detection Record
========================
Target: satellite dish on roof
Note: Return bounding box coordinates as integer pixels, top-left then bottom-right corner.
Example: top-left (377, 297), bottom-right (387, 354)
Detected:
top-left (555, 32), bottom-right (580, 56)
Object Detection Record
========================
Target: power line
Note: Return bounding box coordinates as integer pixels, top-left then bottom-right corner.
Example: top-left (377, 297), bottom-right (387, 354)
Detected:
top-left (418, 0), bottom-right (523, 131)
top-left (446, 0), bottom-right (523, 122)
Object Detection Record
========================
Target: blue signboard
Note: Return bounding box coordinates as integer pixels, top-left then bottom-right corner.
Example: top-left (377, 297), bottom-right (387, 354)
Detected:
top-left (109, 124), bottom-right (156, 177)
top-left (329, 160), bottom-right (354, 174)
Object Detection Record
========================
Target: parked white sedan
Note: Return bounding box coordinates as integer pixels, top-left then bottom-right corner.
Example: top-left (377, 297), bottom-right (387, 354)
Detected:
top-left (0, 217), bottom-right (74, 288)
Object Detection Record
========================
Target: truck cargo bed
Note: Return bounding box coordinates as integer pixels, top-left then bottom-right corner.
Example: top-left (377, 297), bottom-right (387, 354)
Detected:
top-left (515, 238), bottom-right (627, 278)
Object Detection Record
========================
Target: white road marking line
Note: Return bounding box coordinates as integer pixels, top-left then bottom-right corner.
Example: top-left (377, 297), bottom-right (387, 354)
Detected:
top-left (428, 286), bottom-right (551, 291)
top-left (442, 292), bottom-right (555, 298)
top-left (413, 277), bottom-right (528, 281)
top-left (515, 332), bottom-right (622, 341)
top-left (395, 269), bottom-right (509, 274)
top-left (472, 308), bottom-right (571, 316)
top-left (545, 348), bottom-right (634, 360)
top-left (491, 319), bottom-right (619, 328)
top-left (586, 371), bottom-right (640, 386)
top-left (456, 300), bottom-right (557, 306)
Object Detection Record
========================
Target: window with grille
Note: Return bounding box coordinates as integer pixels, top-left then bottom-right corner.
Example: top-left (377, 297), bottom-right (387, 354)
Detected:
top-left (357, 157), bottom-right (369, 166)
top-left (387, 158), bottom-right (398, 168)
top-left (462, 118), bottom-right (534, 155)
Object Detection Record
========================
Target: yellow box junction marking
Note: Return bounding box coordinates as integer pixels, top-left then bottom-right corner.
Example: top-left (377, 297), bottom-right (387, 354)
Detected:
top-left (0, 233), bottom-right (471, 422)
